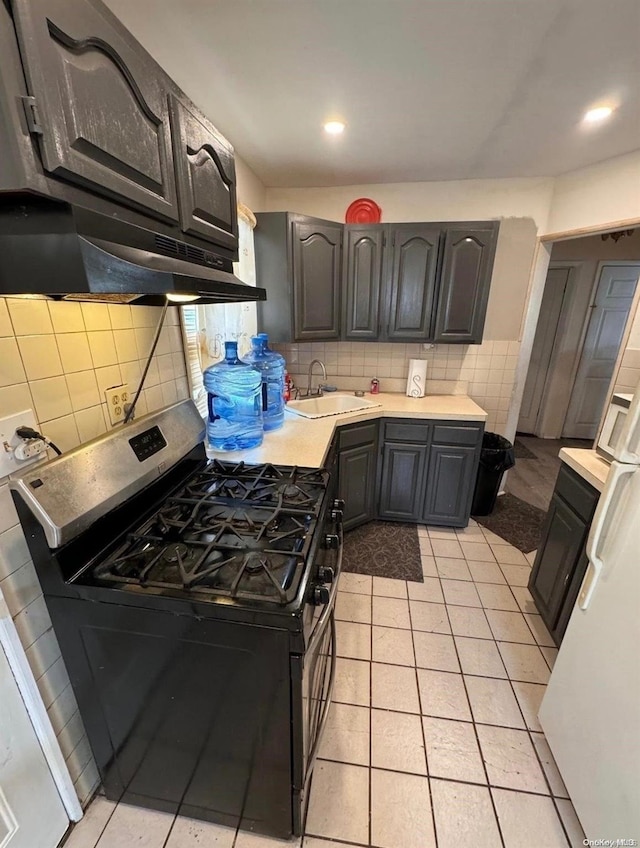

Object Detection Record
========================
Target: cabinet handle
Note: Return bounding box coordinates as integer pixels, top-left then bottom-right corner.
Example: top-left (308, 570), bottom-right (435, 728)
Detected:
top-left (581, 461), bottom-right (635, 609)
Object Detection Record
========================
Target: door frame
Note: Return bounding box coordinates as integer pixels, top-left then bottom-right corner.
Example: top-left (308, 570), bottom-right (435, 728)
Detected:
top-left (0, 589), bottom-right (82, 824)
top-left (507, 219), bottom-right (640, 446)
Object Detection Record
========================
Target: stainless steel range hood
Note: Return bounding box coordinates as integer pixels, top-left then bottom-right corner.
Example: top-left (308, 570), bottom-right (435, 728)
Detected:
top-left (0, 197), bottom-right (267, 305)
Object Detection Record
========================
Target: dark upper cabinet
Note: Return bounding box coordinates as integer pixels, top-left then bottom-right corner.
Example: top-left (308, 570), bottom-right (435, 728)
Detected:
top-left (386, 225), bottom-right (441, 341)
top-left (434, 223), bottom-right (499, 343)
top-left (336, 422), bottom-right (378, 531)
top-left (292, 221), bottom-right (342, 340)
top-left (169, 95), bottom-right (237, 252)
top-left (255, 213), bottom-right (343, 343)
top-left (342, 226), bottom-right (385, 340)
top-left (11, 0), bottom-right (179, 223)
top-left (529, 465), bottom-right (599, 645)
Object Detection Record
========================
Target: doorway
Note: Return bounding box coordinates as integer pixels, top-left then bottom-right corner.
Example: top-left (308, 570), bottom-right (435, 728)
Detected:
top-left (517, 230), bottom-right (640, 442)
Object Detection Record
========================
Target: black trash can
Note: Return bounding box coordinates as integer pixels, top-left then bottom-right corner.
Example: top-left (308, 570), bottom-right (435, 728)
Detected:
top-left (471, 432), bottom-right (516, 516)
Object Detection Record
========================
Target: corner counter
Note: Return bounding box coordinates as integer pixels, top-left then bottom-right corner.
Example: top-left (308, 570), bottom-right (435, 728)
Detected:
top-left (208, 392), bottom-right (487, 468)
top-left (559, 448), bottom-right (610, 493)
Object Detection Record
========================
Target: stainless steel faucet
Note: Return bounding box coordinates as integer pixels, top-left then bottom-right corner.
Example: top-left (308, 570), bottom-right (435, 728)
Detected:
top-left (305, 359), bottom-right (327, 397)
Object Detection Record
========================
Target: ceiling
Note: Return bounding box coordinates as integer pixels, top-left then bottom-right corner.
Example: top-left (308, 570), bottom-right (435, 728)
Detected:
top-left (104, 0), bottom-right (640, 188)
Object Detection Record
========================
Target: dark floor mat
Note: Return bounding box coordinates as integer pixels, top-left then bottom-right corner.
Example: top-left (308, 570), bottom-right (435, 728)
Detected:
top-left (342, 521), bottom-right (424, 582)
top-left (473, 494), bottom-right (547, 554)
top-left (513, 438), bottom-right (536, 460)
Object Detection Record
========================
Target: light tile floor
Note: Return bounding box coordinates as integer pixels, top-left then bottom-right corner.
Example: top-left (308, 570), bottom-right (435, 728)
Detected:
top-left (62, 522), bottom-right (587, 848)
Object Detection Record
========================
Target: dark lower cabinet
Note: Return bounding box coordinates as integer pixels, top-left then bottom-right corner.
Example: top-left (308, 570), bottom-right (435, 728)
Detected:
top-left (378, 442), bottom-right (428, 521)
top-left (529, 464), bottom-right (599, 645)
top-left (335, 422), bottom-right (377, 530)
top-left (423, 445), bottom-right (478, 526)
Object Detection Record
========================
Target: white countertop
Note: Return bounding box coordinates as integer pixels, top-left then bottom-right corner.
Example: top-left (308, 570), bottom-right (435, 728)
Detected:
top-left (208, 392), bottom-right (487, 468)
top-left (559, 447), bottom-right (610, 493)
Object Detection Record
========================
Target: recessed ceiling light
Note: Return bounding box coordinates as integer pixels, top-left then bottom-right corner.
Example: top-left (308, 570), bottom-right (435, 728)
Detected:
top-left (583, 106), bottom-right (614, 123)
top-left (324, 121), bottom-right (345, 135)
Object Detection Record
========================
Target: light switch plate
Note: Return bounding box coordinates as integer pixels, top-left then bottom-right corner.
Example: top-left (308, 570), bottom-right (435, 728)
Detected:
top-left (0, 409), bottom-right (46, 478)
top-left (104, 384), bottom-right (130, 426)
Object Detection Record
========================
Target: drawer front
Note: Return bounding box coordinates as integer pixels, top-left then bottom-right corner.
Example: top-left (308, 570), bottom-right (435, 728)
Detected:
top-left (432, 424), bottom-right (483, 446)
top-left (555, 465), bottom-right (599, 523)
top-left (383, 421), bottom-right (430, 443)
top-left (338, 422), bottom-right (377, 450)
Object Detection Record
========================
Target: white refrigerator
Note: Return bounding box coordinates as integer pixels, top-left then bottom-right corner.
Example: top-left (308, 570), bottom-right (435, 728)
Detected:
top-left (539, 386), bottom-right (640, 840)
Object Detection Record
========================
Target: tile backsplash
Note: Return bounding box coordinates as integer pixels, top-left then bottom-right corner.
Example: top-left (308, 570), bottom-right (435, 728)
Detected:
top-left (274, 340), bottom-right (520, 433)
top-left (0, 297), bottom-right (190, 806)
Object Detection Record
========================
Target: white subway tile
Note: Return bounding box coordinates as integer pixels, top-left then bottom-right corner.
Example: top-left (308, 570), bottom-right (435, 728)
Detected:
top-left (0, 337), bottom-right (27, 387)
top-left (66, 370), bottom-right (101, 412)
top-left (48, 302), bottom-right (85, 333)
top-left (88, 330), bottom-right (117, 368)
top-left (81, 303), bottom-right (111, 331)
top-left (108, 304), bottom-right (132, 329)
top-left (0, 299), bottom-right (13, 336)
top-left (7, 298), bottom-right (53, 335)
top-left (25, 627), bottom-right (61, 680)
top-left (56, 332), bottom-right (93, 373)
top-left (161, 381), bottom-right (178, 406)
top-left (13, 594), bottom-right (52, 649)
top-left (0, 559), bottom-right (41, 617)
top-left (94, 364), bottom-right (123, 395)
top-left (17, 335), bottom-right (63, 380)
top-left (0, 485), bottom-right (19, 533)
top-left (113, 329), bottom-right (138, 363)
top-left (157, 353), bottom-right (174, 383)
top-left (75, 405), bottom-right (107, 443)
top-left (47, 683), bottom-right (79, 736)
top-left (0, 524), bottom-right (31, 579)
top-left (40, 414), bottom-right (81, 453)
top-left (30, 376), bottom-right (73, 421)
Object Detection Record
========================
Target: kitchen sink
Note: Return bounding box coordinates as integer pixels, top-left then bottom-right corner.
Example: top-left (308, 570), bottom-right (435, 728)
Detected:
top-left (286, 394), bottom-right (382, 419)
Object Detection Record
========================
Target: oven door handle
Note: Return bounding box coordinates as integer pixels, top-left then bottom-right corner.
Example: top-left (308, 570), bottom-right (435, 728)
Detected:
top-left (306, 520), bottom-right (343, 659)
top-left (305, 611), bottom-right (337, 778)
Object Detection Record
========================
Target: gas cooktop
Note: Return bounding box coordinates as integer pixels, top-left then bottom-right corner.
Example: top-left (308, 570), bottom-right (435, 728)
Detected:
top-left (94, 461), bottom-right (330, 605)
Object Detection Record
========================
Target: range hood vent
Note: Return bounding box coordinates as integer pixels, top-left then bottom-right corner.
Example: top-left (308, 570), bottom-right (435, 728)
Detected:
top-left (0, 197), bottom-right (267, 306)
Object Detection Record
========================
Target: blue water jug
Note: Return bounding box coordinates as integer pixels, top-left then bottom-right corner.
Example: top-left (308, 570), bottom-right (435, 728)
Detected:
top-left (203, 341), bottom-right (264, 451)
top-left (245, 334), bottom-right (285, 431)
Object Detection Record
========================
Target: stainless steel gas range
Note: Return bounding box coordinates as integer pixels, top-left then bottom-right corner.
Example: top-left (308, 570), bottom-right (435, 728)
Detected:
top-left (9, 400), bottom-right (343, 840)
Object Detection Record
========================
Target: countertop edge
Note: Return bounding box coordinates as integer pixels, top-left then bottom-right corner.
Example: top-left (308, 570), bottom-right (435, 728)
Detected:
top-left (559, 448), bottom-right (609, 494)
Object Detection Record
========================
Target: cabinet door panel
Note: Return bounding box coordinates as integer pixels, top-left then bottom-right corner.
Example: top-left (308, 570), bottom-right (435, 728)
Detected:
top-left (338, 443), bottom-right (377, 531)
top-left (293, 222), bottom-right (342, 340)
top-left (529, 495), bottom-right (587, 633)
top-left (12, 0), bottom-right (178, 222)
top-left (342, 226), bottom-right (384, 340)
top-left (378, 443), bottom-right (427, 521)
top-left (434, 225), bottom-right (498, 343)
top-left (386, 226), bottom-right (440, 341)
top-left (423, 445), bottom-right (477, 526)
top-left (170, 95), bottom-right (237, 251)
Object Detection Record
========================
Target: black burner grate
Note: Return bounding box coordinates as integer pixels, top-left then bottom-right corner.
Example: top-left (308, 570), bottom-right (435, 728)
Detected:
top-left (93, 462), bottom-right (329, 605)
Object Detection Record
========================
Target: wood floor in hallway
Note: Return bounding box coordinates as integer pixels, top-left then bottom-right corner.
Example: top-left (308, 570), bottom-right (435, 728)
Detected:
top-left (506, 436), bottom-right (592, 512)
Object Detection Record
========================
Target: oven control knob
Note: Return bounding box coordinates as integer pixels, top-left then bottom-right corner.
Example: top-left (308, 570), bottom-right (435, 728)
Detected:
top-left (324, 533), bottom-right (340, 550)
top-left (318, 566), bottom-right (335, 585)
top-left (332, 499), bottom-right (346, 511)
top-left (330, 509), bottom-right (344, 522)
top-left (313, 585), bottom-right (330, 605)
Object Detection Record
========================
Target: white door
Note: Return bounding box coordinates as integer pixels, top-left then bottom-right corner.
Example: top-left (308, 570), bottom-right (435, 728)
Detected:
top-left (539, 463), bottom-right (640, 839)
top-left (0, 641), bottom-right (68, 848)
top-left (563, 263), bottom-right (640, 439)
top-left (518, 265), bottom-right (573, 434)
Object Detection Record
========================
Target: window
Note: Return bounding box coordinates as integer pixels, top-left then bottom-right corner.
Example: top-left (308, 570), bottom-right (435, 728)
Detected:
top-left (181, 204), bottom-right (257, 416)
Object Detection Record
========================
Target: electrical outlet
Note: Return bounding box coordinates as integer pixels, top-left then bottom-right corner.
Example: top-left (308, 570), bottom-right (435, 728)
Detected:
top-left (104, 384), bottom-right (130, 427)
top-left (0, 409), bottom-right (45, 477)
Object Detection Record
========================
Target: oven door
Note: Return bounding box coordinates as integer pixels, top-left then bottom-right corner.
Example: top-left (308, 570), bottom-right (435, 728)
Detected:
top-left (291, 520), bottom-right (343, 835)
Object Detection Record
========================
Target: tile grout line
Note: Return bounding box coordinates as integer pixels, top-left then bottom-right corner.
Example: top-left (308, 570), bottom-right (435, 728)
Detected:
top-left (440, 586), bottom-right (507, 848)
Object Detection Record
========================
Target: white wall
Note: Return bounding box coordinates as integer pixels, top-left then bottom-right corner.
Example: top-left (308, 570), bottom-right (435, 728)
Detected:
top-left (544, 149), bottom-right (640, 236)
top-left (235, 154), bottom-right (267, 212)
top-left (266, 176), bottom-right (554, 231)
